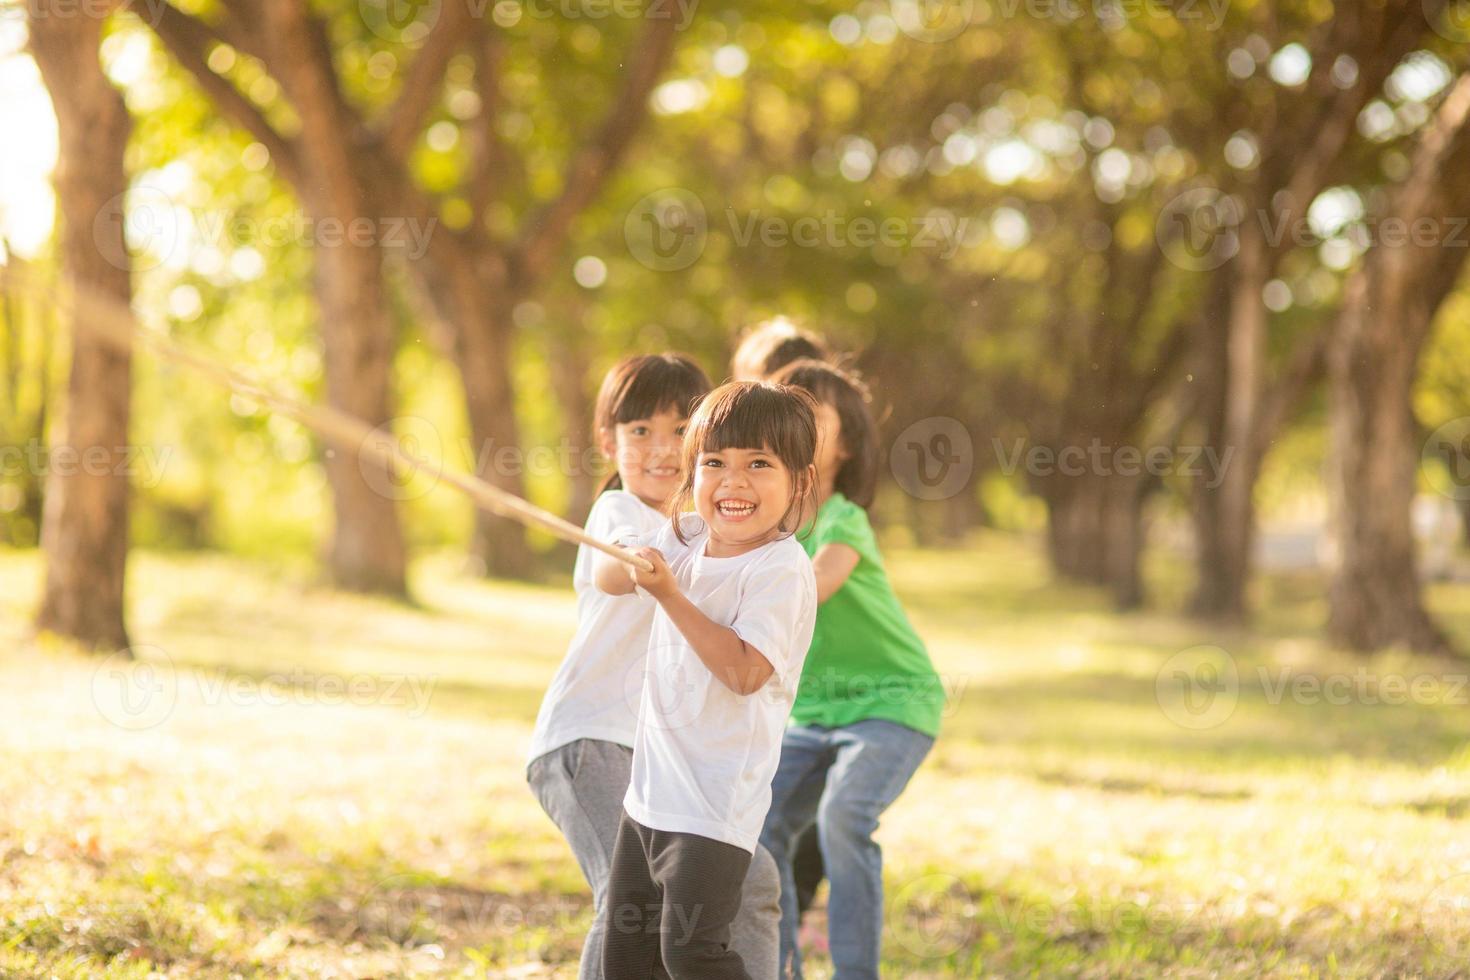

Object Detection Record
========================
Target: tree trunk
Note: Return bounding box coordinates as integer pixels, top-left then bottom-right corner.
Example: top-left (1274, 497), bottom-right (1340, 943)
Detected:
top-left (29, 11), bottom-right (133, 652)
top-left (447, 260), bottom-right (536, 578)
top-left (1326, 264), bottom-right (1451, 653)
top-left (1041, 468), bottom-right (1150, 609)
top-left (547, 325), bottom-right (598, 528)
top-left (1190, 226), bottom-right (1265, 620)
top-left (1325, 72), bottom-right (1470, 654)
top-left (311, 233), bottom-right (408, 595)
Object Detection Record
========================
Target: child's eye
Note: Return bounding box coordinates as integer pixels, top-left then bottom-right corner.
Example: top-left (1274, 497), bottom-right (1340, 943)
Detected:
top-left (630, 426), bottom-right (650, 437)
top-left (751, 459), bottom-right (771, 468)
top-left (675, 424), bottom-right (687, 436)
top-left (702, 458), bottom-right (723, 467)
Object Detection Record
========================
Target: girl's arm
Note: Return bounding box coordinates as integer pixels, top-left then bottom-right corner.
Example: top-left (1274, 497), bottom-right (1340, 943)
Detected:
top-left (811, 543), bottom-right (860, 603)
top-left (594, 551), bottom-right (638, 595)
top-left (629, 546), bottom-right (774, 695)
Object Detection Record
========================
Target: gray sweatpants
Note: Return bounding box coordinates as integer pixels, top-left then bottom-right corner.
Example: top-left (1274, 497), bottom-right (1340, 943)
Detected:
top-left (528, 738), bottom-right (781, 980)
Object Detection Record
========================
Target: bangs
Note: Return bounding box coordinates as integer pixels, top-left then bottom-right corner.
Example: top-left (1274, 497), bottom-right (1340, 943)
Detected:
top-left (599, 354), bottom-right (711, 428)
top-left (691, 383), bottom-right (816, 469)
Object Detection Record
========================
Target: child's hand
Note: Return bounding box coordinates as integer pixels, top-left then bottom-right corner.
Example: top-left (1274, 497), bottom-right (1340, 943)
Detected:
top-left (629, 546), bottom-right (676, 600)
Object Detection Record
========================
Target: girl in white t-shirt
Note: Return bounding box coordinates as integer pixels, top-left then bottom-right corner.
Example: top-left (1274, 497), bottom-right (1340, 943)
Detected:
top-left (528, 355), bottom-right (781, 980)
top-left (594, 381), bottom-right (819, 980)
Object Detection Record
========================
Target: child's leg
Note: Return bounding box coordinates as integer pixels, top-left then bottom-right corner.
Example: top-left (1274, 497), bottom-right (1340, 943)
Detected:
top-left (757, 725), bottom-right (832, 979)
top-left (645, 827), bottom-right (754, 980)
top-left (603, 811), bottom-right (664, 979)
top-left (728, 843), bottom-right (780, 980)
top-left (814, 720), bottom-right (934, 980)
top-left (527, 740), bottom-right (633, 980)
top-left (791, 826), bottom-right (826, 915)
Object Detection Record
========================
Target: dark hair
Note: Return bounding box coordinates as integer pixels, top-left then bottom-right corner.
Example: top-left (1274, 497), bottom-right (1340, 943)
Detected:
top-left (772, 359), bottom-right (879, 509)
top-left (594, 353), bottom-right (712, 493)
top-left (669, 381), bottom-right (818, 544)
top-left (731, 317), bottom-right (832, 380)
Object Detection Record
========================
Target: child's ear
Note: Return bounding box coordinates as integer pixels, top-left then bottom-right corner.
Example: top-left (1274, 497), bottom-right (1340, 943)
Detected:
top-left (598, 425), bottom-right (617, 458)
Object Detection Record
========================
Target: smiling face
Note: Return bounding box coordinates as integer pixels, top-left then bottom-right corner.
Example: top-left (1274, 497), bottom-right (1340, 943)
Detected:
top-left (693, 445), bottom-right (799, 556)
top-left (600, 407), bottom-right (688, 510)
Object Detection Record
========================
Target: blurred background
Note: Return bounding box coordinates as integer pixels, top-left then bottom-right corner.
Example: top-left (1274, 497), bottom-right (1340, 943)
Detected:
top-left (6, 0), bottom-right (1470, 977)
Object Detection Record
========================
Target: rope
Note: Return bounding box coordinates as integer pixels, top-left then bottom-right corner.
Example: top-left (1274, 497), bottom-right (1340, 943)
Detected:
top-left (2, 265), bottom-right (655, 573)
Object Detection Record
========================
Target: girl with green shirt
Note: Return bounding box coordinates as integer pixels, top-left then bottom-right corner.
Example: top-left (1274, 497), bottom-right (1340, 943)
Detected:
top-left (759, 360), bottom-right (943, 980)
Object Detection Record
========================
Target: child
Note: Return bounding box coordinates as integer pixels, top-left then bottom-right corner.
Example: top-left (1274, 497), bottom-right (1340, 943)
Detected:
top-left (732, 323), bottom-right (836, 928)
top-left (595, 381), bottom-right (820, 980)
top-left (760, 360), bottom-right (943, 980)
top-left (731, 316), bottom-right (831, 382)
top-left (526, 355), bottom-right (780, 980)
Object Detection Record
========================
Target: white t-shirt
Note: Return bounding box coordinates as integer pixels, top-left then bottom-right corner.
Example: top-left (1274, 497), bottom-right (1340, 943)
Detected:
top-left (526, 490), bottom-right (666, 767)
top-left (623, 515), bottom-right (817, 852)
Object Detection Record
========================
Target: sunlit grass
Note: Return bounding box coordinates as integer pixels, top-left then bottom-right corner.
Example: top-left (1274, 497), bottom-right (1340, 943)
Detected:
top-left (2, 534), bottom-right (1470, 977)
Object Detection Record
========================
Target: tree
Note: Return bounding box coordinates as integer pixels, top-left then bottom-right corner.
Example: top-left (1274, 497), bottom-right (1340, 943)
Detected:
top-left (1325, 71), bottom-right (1470, 654)
top-left (1187, 0), bottom-right (1444, 619)
top-left (149, 0), bottom-right (677, 579)
top-left (28, 3), bottom-right (134, 651)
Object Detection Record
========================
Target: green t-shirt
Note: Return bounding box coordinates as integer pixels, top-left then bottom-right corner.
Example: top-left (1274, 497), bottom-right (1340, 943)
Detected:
top-left (791, 493), bottom-right (944, 737)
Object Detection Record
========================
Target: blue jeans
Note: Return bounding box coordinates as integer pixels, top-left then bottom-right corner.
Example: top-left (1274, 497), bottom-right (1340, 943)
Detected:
top-left (758, 720), bottom-right (934, 980)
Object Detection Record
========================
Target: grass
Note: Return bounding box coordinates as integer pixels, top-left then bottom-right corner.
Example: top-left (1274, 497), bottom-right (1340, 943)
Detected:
top-left (2, 533), bottom-right (1470, 977)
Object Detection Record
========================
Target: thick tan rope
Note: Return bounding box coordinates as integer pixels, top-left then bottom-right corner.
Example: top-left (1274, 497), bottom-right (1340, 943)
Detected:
top-left (4, 266), bottom-right (654, 572)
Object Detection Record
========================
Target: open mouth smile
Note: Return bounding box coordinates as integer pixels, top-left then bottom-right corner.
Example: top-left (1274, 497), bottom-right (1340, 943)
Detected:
top-left (715, 499), bottom-right (758, 521)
